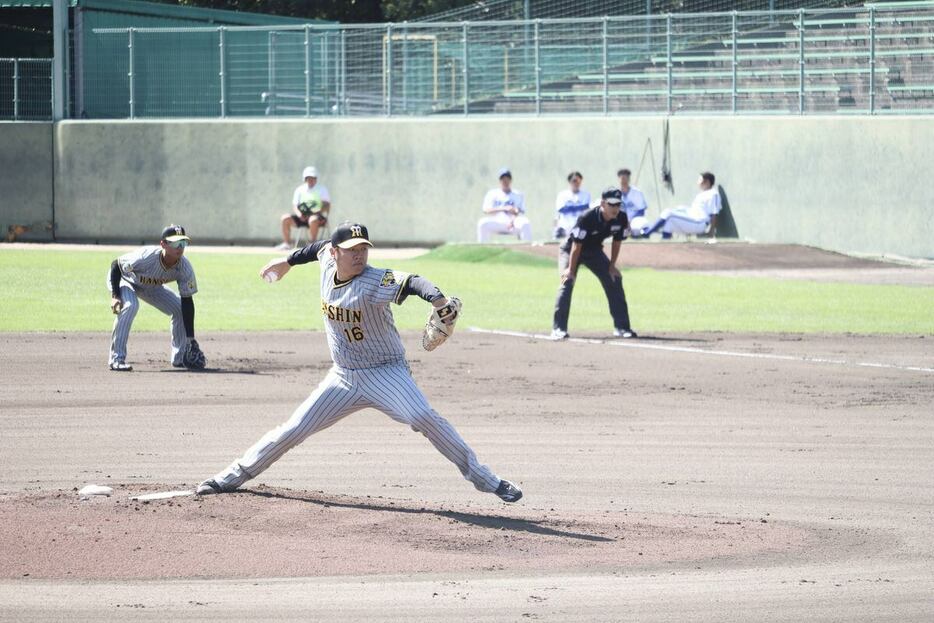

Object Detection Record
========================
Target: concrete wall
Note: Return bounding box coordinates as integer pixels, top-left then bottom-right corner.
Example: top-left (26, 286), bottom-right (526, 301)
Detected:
top-left (0, 123), bottom-right (54, 241)
top-left (4, 117), bottom-right (932, 257)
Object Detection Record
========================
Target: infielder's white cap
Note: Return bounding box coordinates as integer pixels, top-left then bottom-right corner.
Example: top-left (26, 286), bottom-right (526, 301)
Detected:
top-left (497, 167), bottom-right (512, 179)
top-left (302, 166), bottom-right (318, 179)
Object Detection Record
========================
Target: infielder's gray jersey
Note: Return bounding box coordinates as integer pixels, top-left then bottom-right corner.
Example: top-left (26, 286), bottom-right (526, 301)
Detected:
top-left (109, 246), bottom-right (198, 296)
top-left (316, 244), bottom-right (410, 369)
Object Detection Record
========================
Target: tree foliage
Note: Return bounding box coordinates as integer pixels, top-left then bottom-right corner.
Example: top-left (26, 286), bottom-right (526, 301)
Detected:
top-left (170, 0), bottom-right (477, 23)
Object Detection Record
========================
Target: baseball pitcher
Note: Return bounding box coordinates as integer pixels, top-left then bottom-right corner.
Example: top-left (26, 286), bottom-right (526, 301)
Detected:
top-left (196, 222), bottom-right (523, 503)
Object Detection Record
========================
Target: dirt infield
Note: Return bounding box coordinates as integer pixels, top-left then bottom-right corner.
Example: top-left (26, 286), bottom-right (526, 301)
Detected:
top-left (0, 484), bottom-right (806, 580)
top-left (1, 330), bottom-right (932, 621)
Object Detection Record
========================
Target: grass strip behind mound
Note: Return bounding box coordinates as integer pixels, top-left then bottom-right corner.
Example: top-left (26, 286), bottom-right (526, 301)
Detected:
top-left (0, 246), bottom-right (931, 334)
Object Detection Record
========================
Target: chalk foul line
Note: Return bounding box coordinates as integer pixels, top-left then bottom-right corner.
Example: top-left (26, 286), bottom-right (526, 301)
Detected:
top-left (468, 327), bottom-right (934, 374)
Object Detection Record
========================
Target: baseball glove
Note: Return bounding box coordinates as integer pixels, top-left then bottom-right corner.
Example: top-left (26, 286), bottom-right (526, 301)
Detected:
top-left (183, 338), bottom-right (206, 370)
top-left (422, 297), bottom-right (462, 351)
top-left (298, 201), bottom-right (321, 217)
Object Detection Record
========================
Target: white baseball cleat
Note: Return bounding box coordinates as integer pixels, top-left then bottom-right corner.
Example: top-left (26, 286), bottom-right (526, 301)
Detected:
top-left (613, 329), bottom-right (637, 338)
top-left (274, 242), bottom-right (292, 251)
top-left (195, 479), bottom-right (225, 495)
top-left (109, 361), bottom-right (133, 371)
top-left (550, 329), bottom-right (569, 341)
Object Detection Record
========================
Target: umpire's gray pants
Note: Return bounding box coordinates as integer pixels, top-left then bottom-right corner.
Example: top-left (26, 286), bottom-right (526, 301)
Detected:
top-left (110, 284), bottom-right (186, 366)
top-left (212, 362), bottom-right (503, 494)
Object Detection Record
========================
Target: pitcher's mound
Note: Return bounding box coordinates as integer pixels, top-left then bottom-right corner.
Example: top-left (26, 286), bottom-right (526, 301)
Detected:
top-left (1, 484), bottom-right (812, 580)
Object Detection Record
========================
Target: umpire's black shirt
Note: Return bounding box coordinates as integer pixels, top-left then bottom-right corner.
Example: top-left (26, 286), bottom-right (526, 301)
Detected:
top-left (560, 206), bottom-right (629, 254)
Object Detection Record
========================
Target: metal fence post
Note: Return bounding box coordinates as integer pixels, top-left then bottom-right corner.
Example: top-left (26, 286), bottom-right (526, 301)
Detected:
top-left (666, 14), bottom-right (672, 115)
top-left (52, 0), bottom-right (68, 120)
top-left (462, 22), bottom-right (469, 115)
top-left (602, 16), bottom-right (609, 115)
top-left (798, 9), bottom-right (805, 115)
top-left (386, 23), bottom-right (393, 116)
top-left (645, 0), bottom-right (652, 53)
top-left (12, 59), bottom-right (19, 120)
top-left (304, 25), bottom-right (311, 117)
top-left (534, 19), bottom-right (541, 115)
top-left (340, 29), bottom-right (347, 115)
top-left (218, 27), bottom-right (227, 117)
top-left (128, 28), bottom-right (135, 118)
top-left (869, 7), bottom-right (876, 115)
top-left (268, 32), bottom-right (276, 114)
top-left (323, 31), bottom-right (330, 115)
top-left (402, 23), bottom-right (408, 114)
top-left (731, 11), bottom-right (738, 114)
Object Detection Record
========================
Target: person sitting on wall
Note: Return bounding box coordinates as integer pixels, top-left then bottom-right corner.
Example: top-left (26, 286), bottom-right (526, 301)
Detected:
top-left (617, 168), bottom-right (648, 225)
top-left (639, 171), bottom-right (721, 239)
top-left (553, 170), bottom-right (591, 240)
top-left (277, 166), bottom-right (331, 250)
top-left (477, 168), bottom-right (532, 243)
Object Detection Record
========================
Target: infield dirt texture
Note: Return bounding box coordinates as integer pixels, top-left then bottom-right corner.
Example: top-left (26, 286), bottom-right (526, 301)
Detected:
top-left (0, 243), bottom-right (932, 621)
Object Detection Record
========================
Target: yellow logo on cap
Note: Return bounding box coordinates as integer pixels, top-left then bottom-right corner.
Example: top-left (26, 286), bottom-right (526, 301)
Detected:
top-left (350, 225), bottom-right (363, 238)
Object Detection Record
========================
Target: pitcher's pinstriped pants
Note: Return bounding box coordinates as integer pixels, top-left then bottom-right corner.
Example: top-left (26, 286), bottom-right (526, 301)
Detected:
top-left (109, 285), bottom-right (187, 366)
top-left (212, 362), bottom-right (502, 493)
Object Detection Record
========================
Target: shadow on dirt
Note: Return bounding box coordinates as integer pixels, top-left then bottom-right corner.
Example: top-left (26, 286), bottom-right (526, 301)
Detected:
top-left (244, 489), bottom-right (615, 542)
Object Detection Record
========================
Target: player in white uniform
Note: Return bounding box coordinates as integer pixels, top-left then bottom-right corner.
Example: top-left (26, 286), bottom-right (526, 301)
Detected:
top-left (277, 166), bottom-right (331, 250)
top-left (640, 172), bottom-right (721, 239)
top-left (195, 222), bottom-right (523, 503)
top-left (107, 225), bottom-right (203, 371)
top-left (617, 168), bottom-right (649, 224)
top-left (477, 168), bottom-right (532, 243)
top-left (553, 171), bottom-right (591, 240)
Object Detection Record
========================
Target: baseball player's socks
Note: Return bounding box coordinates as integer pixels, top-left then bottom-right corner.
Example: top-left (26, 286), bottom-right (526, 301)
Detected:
top-left (643, 217), bottom-right (667, 236)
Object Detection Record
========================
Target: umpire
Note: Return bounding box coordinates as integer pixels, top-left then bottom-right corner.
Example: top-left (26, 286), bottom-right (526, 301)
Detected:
top-left (551, 187), bottom-right (637, 340)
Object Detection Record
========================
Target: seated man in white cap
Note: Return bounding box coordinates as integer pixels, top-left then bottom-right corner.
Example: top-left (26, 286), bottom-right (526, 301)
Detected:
top-left (277, 166), bottom-right (331, 250)
top-left (477, 168), bottom-right (532, 243)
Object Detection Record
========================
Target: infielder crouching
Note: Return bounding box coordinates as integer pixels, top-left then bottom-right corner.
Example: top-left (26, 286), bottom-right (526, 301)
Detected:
top-left (107, 225), bottom-right (206, 371)
top-left (196, 222), bottom-right (522, 503)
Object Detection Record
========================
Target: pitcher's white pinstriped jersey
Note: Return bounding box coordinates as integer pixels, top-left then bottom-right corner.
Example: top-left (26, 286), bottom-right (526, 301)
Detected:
top-left (316, 243), bottom-right (410, 369)
top-left (109, 246), bottom-right (198, 296)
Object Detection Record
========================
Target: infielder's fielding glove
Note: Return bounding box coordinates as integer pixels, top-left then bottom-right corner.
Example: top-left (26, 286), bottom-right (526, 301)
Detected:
top-left (183, 338), bottom-right (207, 370)
top-left (422, 297), bottom-right (462, 351)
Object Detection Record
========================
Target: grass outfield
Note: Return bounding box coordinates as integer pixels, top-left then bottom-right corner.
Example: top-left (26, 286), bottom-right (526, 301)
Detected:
top-left (1, 246), bottom-right (932, 334)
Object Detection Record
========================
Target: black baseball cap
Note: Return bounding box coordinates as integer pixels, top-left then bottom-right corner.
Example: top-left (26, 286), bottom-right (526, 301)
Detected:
top-left (161, 224), bottom-right (191, 242)
top-left (601, 187), bottom-right (622, 204)
top-left (331, 222), bottom-right (373, 249)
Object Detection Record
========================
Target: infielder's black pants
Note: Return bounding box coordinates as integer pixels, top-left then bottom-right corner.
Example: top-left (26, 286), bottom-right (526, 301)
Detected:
top-left (553, 249), bottom-right (631, 333)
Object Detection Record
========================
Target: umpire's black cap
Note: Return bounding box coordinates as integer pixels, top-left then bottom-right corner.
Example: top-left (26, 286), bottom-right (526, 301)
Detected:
top-left (331, 222), bottom-right (373, 249)
top-left (601, 187), bottom-right (623, 204)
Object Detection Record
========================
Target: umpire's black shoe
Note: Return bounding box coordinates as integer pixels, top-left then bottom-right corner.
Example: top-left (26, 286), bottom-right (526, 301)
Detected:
top-left (495, 479), bottom-right (523, 503)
